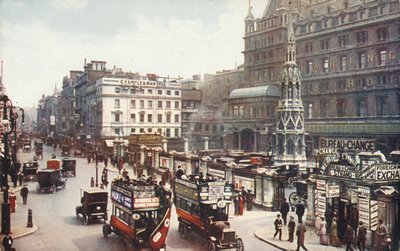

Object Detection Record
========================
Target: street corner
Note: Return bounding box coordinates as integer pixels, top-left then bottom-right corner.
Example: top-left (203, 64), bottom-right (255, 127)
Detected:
top-left (5, 225), bottom-right (38, 240)
top-left (254, 228), bottom-right (296, 251)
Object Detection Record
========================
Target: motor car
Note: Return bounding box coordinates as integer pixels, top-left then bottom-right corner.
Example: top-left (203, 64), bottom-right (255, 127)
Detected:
top-left (61, 145), bottom-right (70, 157)
top-left (22, 161), bottom-right (39, 181)
top-left (36, 169), bottom-right (66, 193)
top-left (62, 158), bottom-right (76, 177)
top-left (76, 188), bottom-right (108, 225)
top-left (74, 150), bottom-right (83, 157)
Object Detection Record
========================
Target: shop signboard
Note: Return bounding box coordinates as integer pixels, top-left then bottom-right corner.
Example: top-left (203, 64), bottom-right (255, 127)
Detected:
top-left (319, 138), bottom-right (375, 152)
top-left (315, 190), bottom-right (326, 217)
top-left (326, 184), bottom-right (340, 198)
top-left (370, 200), bottom-right (379, 230)
top-left (358, 197), bottom-right (370, 229)
top-left (375, 164), bottom-right (400, 181)
top-left (357, 186), bottom-right (370, 198)
top-left (316, 179), bottom-right (326, 190)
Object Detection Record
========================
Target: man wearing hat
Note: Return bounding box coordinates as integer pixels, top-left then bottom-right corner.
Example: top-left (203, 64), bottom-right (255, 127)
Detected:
top-left (357, 221), bottom-right (367, 251)
top-left (288, 215), bottom-right (296, 242)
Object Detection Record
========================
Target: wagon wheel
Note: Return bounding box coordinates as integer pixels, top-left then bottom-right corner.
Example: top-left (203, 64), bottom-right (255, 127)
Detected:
top-left (51, 185), bottom-right (57, 193)
top-left (206, 240), bottom-right (216, 251)
top-left (235, 237), bottom-right (244, 251)
top-left (288, 192), bottom-right (300, 206)
top-left (102, 224), bottom-right (111, 238)
top-left (84, 214), bottom-right (90, 225)
top-left (178, 222), bottom-right (188, 239)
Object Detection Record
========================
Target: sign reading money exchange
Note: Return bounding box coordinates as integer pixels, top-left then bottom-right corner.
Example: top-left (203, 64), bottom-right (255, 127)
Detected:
top-left (320, 138), bottom-right (375, 151)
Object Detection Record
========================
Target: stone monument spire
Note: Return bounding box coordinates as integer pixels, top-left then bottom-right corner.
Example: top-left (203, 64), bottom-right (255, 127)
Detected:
top-left (274, 1), bottom-right (306, 166)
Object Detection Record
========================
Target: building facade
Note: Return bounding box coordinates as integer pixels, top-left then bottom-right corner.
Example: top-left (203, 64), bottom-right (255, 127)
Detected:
top-left (242, 0), bottom-right (400, 157)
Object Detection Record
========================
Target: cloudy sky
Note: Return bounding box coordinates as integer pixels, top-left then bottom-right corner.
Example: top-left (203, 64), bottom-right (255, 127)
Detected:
top-left (0, 0), bottom-right (267, 108)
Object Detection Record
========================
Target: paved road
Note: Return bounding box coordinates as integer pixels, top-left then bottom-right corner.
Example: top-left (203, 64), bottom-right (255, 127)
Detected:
top-left (11, 144), bottom-right (275, 250)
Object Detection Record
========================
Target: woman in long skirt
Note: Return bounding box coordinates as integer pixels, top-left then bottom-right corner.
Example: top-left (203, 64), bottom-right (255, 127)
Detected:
top-left (330, 218), bottom-right (342, 247)
top-left (319, 217), bottom-right (329, 245)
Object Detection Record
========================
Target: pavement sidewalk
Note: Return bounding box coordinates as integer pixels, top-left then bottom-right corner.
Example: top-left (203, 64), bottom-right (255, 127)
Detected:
top-left (255, 223), bottom-right (346, 251)
top-left (0, 185), bottom-right (39, 240)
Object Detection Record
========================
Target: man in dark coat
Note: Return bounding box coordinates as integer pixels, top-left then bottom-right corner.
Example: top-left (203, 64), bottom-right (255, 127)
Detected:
top-left (343, 222), bottom-right (355, 251)
top-left (20, 184), bottom-right (29, 205)
top-left (296, 201), bottom-right (305, 224)
top-left (296, 222), bottom-right (307, 251)
top-left (273, 214), bottom-right (283, 240)
top-left (357, 221), bottom-right (367, 251)
top-left (288, 216), bottom-right (296, 242)
top-left (280, 197), bottom-right (290, 225)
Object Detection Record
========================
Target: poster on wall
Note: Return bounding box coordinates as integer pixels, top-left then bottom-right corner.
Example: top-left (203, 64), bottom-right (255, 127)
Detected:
top-left (160, 157), bottom-right (169, 168)
top-left (315, 190), bottom-right (326, 217)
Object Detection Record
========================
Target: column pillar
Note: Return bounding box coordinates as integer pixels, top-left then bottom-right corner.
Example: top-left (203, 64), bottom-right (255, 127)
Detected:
top-left (162, 139), bottom-right (168, 152)
top-left (306, 175), bottom-right (316, 226)
top-left (204, 137), bottom-right (209, 151)
top-left (185, 158), bottom-right (192, 175)
top-left (184, 138), bottom-right (189, 154)
top-left (263, 175), bottom-right (274, 211)
top-left (140, 145), bottom-right (145, 165)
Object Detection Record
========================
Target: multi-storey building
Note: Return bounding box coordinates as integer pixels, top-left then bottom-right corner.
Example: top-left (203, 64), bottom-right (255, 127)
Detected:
top-left (242, 0), bottom-right (400, 156)
top-left (95, 74), bottom-right (182, 143)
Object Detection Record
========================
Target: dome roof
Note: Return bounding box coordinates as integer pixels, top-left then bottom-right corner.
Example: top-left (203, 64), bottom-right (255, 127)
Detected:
top-left (229, 85), bottom-right (280, 99)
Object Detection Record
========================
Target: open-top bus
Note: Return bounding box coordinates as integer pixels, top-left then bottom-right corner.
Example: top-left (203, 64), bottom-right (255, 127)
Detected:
top-left (174, 174), bottom-right (244, 251)
top-left (102, 178), bottom-right (172, 250)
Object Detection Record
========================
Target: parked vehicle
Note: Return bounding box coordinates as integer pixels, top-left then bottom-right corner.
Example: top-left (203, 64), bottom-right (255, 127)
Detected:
top-left (74, 149), bottom-right (83, 158)
top-left (23, 140), bottom-right (31, 152)
top-left (62, 158), bottom-right (76, 177)
top-left (35, 141), bottom-right (43, 159)
top-left (174, 175), bottom-right (243, 251)
top-left (288, 180), bottom-right (308, 207)
top-left (61, 145), bottom-right (71, 157)
top-left (76, 188), bottom-right (108, 225)
top-left (36, 169), bottom-right (66, 193)
top-left (22, 161), bottom-right (39, 181)
top-left (102, 178), bottom-right (172, 251)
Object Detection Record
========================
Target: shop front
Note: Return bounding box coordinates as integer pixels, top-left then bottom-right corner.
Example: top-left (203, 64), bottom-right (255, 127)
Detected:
top-left (310, 151), bottom-right (400, 250)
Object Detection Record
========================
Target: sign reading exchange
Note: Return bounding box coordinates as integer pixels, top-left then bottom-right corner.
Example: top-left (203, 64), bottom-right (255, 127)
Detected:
top-left (320, 138), bottom-right (375, 151)
top-left (375, 164), bottom-right (400, 180)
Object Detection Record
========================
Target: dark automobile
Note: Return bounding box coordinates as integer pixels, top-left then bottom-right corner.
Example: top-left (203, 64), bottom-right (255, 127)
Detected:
top-left (62, 158), bottom-right (76, 177)
top-left (76, 188), bottom-right (108, 225)
top-left (74, 150), bottom-right (83, 157)
top-left (61, 145), bottom-right (70, 157)
top-left (22, 161), bottom-right (39, 181)
top-left (36, 169), bottom-right (66, 193)
top-left (35, 142), bottom-right (43, 159)
top-left (207, 221), bottom-right (244, 251)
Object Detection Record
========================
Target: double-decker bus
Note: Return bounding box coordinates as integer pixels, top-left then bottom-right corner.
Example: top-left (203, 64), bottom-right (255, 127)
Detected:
top-left (103, 178), bottom-right (172, 250)
top-left (174, 174), bottom-right (244, 251)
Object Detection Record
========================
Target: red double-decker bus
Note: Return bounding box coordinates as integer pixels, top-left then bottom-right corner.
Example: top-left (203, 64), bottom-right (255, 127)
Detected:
top-left (103, 178), bottom-right (172, 250)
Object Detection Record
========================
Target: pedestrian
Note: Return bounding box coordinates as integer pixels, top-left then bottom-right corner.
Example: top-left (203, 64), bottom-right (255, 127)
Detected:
top-left (357, 221), bottom-right (367, 251)
top-left (240, 186), bottom-right (248, 209)
top-left (330, 217), bottom-right (342, 247)
top-left (175, 166), bottom-right (184, 179)
top-left (238, 192), bottom-right (244, 216)
top-left (296, 201), bottom-right (305, 224)
top-left (343, 222), bottom-right (355, 251)
top-left (18, 171), bottom-right (24, 186)
top-left (118, 158), bottom-right (124, 174)
top-left (296, 221), bottom-right (308, 251)
top-left (233, 195), bottom-right (239, 215)
top-left (2, 234), bottom-right (13, 251)
top-left (288, 215), bottom-right (296, 242)
top-left (280, 197), bottom-right (290, 225)
top-left (104, 156), bottom-right (108, 167)
top-left (375, 219), bottom-right (388, 251)
top-left (101, 169), bottom-right (108, 187)
top-left (273, 214), bottom-right (283, 240)
top-left (318, 216), bottom-right (329, 245)
top-left (20, 184), bottom-right (29, 205)
top-left (90, 177), bottom-right (95, 187)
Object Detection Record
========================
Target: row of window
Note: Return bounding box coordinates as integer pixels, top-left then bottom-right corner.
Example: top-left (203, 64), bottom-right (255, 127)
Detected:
top-left (114, 99), bottom-right (180, 109)
top-left (306, 96), bottom-right (390, 118)
top-left (114, 128), bottom-right (180, 138)
top-left (230, 105), bottom-right (275, 118)
top-left (299, 3), bottom-right (392, 34)
top-left (305, 48), bottom-right (391, 75)
top-left (115, 87), bottom-right (180, 96)
top-left (113, 113), bottom-right (180, 123)
top-left (303, 27), bottom-right (390, 54)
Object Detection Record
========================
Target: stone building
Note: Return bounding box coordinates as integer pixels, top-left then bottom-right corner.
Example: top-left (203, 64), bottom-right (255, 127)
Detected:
top-left (242, 0), bottom-right (400, 156)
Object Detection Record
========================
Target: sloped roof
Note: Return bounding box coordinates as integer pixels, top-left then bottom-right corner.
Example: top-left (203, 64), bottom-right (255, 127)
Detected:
top-left (229, 85), bottom-right (280, 99)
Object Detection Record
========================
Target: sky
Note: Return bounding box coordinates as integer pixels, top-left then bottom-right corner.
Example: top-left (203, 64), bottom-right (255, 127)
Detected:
top-left (0, 0), bottom-right (268, 108)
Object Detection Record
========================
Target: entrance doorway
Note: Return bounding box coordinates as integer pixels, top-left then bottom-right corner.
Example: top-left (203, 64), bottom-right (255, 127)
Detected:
top-left (240, 129), bottom-right (254, 152)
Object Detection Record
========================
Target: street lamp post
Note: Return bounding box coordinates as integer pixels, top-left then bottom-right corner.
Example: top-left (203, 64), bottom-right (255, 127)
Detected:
top-left (95, 147), bottom-right (99, 187)
top-left (1, 95), bottom-right (22, 239)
